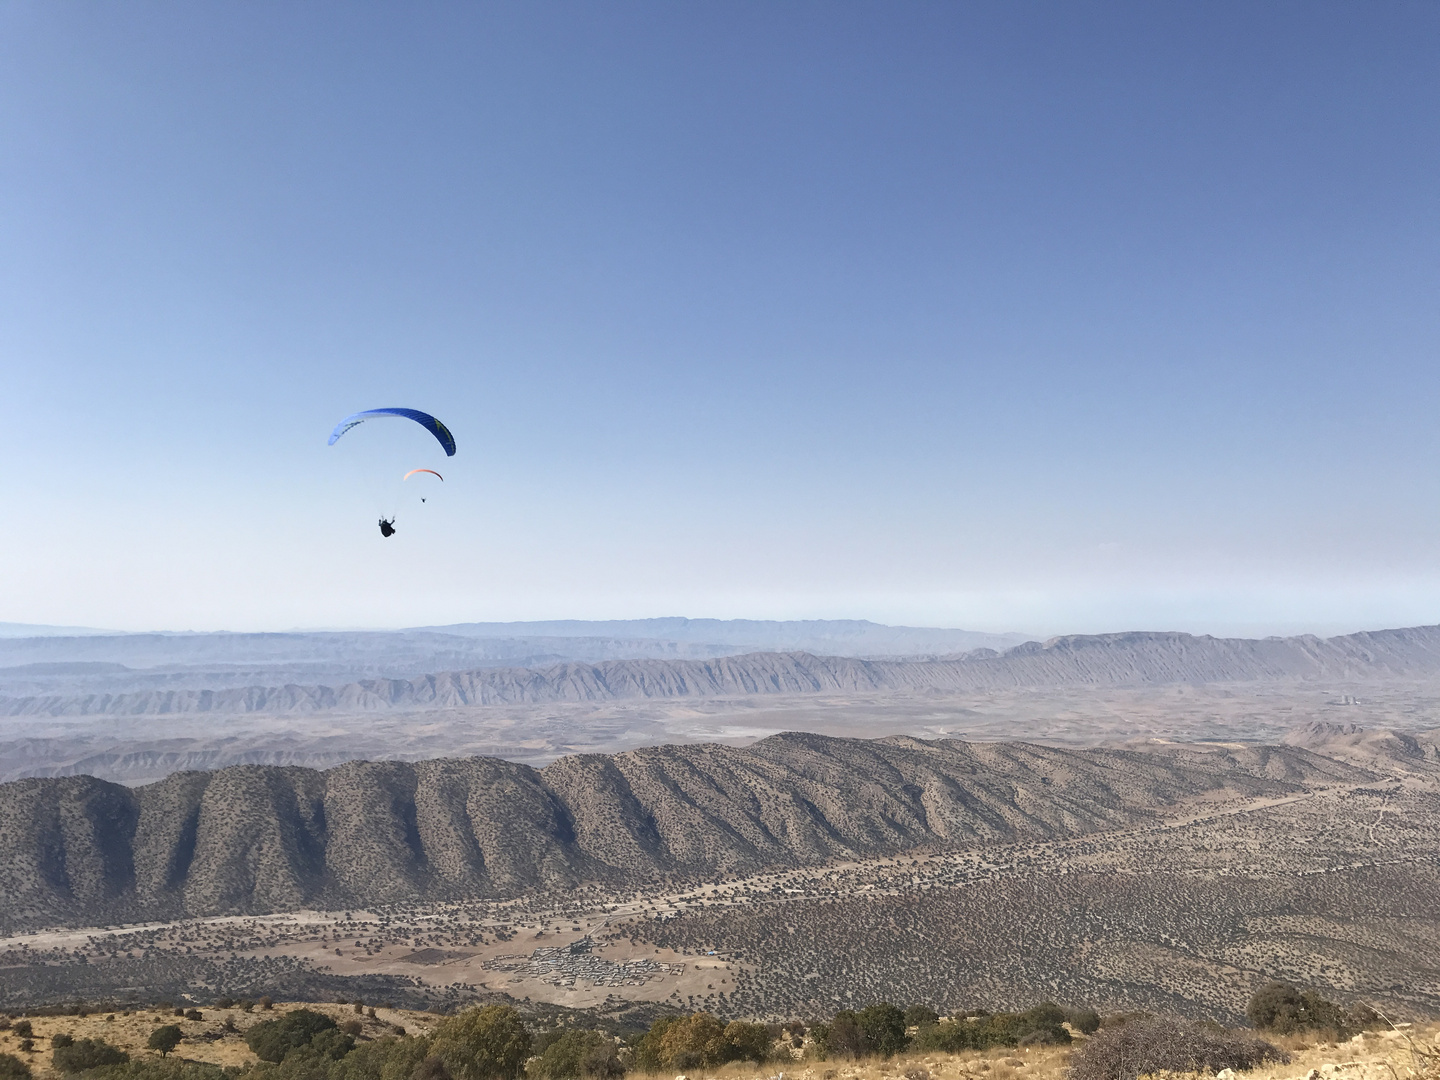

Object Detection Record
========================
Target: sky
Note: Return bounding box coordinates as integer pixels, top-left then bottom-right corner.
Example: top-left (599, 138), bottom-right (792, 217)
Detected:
top-left (2, 2), bottom-right (1440, 637)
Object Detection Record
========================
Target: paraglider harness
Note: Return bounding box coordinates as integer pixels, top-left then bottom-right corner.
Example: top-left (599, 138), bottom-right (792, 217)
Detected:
top-left (378, 518), bottom-right (396, 538)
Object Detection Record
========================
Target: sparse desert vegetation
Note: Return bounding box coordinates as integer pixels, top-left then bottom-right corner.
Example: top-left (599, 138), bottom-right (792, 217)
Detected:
top-left (0, 989), bottom-right (1429, 1080)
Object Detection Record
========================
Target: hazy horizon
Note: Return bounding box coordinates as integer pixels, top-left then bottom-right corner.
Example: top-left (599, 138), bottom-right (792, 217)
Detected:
top-left (6, 612), bottom-right (1440, 645)
top-left (5, 3), bottom-right (1440, 637)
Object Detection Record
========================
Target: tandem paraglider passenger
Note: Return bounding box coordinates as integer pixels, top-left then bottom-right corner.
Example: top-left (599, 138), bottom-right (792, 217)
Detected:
top-left (378, 518), bottom-right (397, 538)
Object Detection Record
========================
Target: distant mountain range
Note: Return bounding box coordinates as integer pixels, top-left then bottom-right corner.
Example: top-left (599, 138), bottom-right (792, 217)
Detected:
top-left (0, 619), bottom-right (1027, 698)
top-left (6, 623), bottom-right (1440, 718)
top-left (417, 617), bottom-right (1029, 655)
top-left (0, 731), bottom-right (1392, 931)
top-left (0, 631), bottom-right (744, 695)
top-left (0, 621), bottom-right (115, 638)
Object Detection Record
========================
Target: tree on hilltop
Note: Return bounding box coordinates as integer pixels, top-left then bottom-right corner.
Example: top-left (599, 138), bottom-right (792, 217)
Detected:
top-left (148, 1026), bottom-right (183, 1058)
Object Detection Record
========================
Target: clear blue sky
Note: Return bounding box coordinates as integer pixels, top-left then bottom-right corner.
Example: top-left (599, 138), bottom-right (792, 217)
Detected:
top-left (3, 2), bottom-right (1439, 636)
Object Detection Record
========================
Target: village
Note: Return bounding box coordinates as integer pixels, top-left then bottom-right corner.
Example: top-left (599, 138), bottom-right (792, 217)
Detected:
top-left (482, 939), bottom-right (688, 991)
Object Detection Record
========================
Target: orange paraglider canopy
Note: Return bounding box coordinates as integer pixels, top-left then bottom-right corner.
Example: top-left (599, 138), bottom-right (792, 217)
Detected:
top-left (402, 468), bottom-right (444, 481)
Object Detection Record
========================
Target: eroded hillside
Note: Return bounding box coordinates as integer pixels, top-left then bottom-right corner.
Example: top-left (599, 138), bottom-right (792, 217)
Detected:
top-left (0, 734), bottom-right (1383, 931)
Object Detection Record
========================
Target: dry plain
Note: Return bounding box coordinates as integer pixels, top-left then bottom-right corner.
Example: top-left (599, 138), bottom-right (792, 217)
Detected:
top-left (6, 679), bottom-right (1440, 784)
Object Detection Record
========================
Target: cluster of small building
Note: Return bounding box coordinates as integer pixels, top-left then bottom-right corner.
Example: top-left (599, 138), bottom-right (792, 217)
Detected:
top-left (481, 937), bottom-right (685, 989)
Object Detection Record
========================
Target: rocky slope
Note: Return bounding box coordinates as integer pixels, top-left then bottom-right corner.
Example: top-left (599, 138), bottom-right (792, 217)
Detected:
top-left (1282, 720), bottom-right (1440, 770)
top-left (0, 732), bottom-right (1377, 931)
top-left (7, 624), bottom-right (1440, 717)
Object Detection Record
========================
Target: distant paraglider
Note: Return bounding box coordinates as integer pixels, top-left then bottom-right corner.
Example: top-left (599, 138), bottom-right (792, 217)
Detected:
top-left (378, 517), bottom-right (397, 538)
top-left (403, 467), bottom-right (443, 503)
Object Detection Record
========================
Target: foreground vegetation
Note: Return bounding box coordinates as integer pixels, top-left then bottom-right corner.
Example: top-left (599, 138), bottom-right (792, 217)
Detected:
top-left (0, 982), bottom-right (1420, 1080)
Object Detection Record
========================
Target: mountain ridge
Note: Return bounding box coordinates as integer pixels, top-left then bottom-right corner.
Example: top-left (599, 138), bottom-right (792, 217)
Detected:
top-left (0, 620), bottom-right (1026, 698)
top-left (7, 624), bottom-right (1440, 718)
top-left (0, 732), bottom-right (1379, 932)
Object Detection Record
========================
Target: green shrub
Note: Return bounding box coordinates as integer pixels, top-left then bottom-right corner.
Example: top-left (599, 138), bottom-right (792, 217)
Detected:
top-left (810, 1005), bottom-right (915, 1059)
top-left (245, 1010), bottom-right (339, 1064)
top-left (0, 1053), bottom-right (32, 1080)
top-left (1246, 982), bottom-right (1376, 1037)
top-left (53, 1035), bottom-right (76, 1049)
top-left (1006, 1003), bottom-right (1070, 1046)
top-left (309, 1030), bottom-right (355, 1061)
top-left (577, 1041), bottom-right (623, 1080)
top-left (630, 1018), bottom-right (679, 1072)
top-left (325, 1035), bottom-right (433, 1080)
top-left (1067, 1017), bottom-right (1288, 1080)
top-left (911, 1006), bottom-right (1069, 1053)
top-left (382, 1039), bottom-right (437, 1080)
top-left (146, 1028), bottom-right (182, 1059)
top-left (246, 1054), bottom-right (314, 1080)
top-left (531, 1033), bottom-right (585, 1079)
top-left (654, 1014), bottom-right (726, 1070)
top-left (631, 1014), bottom-right (761, 1072)
top-left (818, 1012), bottom-right (865, 1059)
top-left (904, 1007), bottom-right (939, 1031)
top-left (857, 1005), bottom-right (908, 1059)
top-left (528, 1030), bottom-right (622, 1080)
top-left (431, 1006), bottom-right (531, 1080)
top-left (721, 1022), bottom-right (769, 1065)
top-left (912, 1021), bottom-right (968, 1053)
top-left (59, 1060), bottom-right (228, 1080)
top-left (53, 1038), bottom-right (130, 1074)
top-left (327, 1037), bottom-right (402, 1080)
top-left (1248, 982), bottom-right (1309, 1033)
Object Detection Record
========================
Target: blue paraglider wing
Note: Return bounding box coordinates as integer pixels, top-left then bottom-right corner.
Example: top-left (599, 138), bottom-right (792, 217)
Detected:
top-left (327, 408), bottom-right (456, 456)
